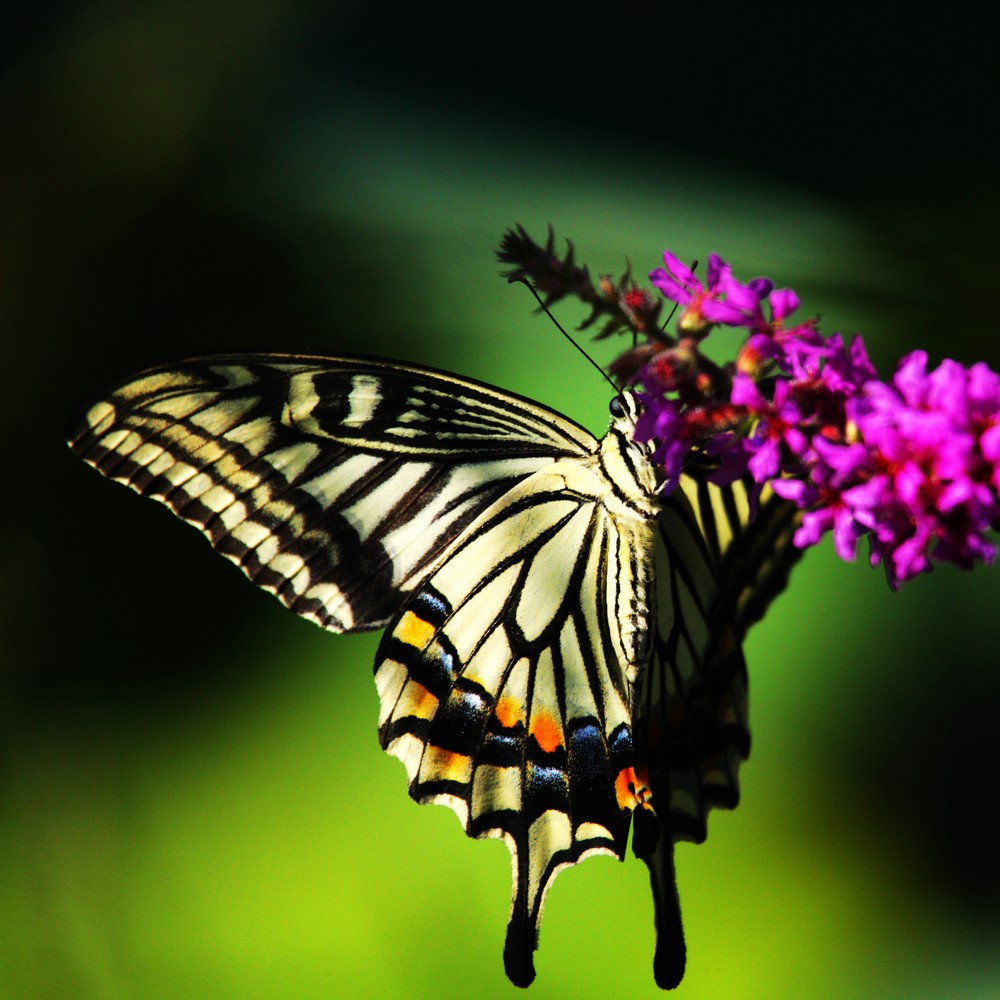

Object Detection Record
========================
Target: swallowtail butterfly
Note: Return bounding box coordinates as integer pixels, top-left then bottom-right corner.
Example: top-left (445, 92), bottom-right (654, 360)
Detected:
top-left (67, 354), bottom-right (799, 989)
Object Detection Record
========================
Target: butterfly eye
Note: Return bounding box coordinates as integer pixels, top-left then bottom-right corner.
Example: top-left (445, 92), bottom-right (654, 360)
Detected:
top-left (610, 394), bottom-right (642, 419)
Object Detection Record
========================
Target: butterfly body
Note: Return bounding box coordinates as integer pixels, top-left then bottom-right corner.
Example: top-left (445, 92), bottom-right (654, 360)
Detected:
top-left (69, 354), bottom-right (799, 989)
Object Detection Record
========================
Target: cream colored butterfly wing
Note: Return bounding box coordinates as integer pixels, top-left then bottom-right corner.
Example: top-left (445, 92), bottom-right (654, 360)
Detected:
top-left (68, 353), bottom-right (799, 989)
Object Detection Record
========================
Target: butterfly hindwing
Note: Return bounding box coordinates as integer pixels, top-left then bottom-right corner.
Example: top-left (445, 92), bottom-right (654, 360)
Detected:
top-left (373, 446), bottom-right (661, 986)
top-left (631, 476), bottom-right (801, 988)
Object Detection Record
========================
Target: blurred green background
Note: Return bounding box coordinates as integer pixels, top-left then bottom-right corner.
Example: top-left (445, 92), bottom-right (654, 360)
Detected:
top-left (2, 3), bottom-right (998, 998)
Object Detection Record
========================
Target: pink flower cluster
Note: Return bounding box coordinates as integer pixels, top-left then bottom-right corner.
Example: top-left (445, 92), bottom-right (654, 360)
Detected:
top-left (621, 250), bottom-right (1000, 587)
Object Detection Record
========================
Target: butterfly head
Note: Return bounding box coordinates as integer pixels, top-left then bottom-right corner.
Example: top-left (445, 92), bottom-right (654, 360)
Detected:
top-left (608, 391), bottom-right (640, 424)
top-left (603, 391), bottom-right (663, 504)
top-left (608, 391), bottom-right (650, 449)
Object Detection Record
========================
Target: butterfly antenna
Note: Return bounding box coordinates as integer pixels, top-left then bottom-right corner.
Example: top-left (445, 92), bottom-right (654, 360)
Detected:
top-left (509, 277), bottom-right (619, 396)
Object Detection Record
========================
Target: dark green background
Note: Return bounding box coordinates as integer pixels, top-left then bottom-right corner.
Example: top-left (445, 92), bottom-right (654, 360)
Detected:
top-left (2, 4), bottom-right (998, 998)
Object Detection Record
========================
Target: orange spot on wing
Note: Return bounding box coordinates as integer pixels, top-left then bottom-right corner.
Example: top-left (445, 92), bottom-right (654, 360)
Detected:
top-left (423, 745), bottom-right (472, 783)
top-left (530, 710), bottom-right (563, 754)
top-left (395, 611), bottom-right (436, 649)
top-left (615, 765), bottom-right (654, 812)
top-left (496, 697), bottom-right (521, 729)
top-left (396, 679), bottom-right (439, 721)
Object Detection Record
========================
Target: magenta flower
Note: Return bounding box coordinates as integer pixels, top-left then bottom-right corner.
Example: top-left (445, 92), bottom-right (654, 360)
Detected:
top-left (774, 465), bottom-right (868, 562)
top-left (768, 288), bottom-right (800, 324)
top-left (838, 351), bottom-right (1000, 585)
top-left (731, 374), bottom-right (809, 481)
top-left (649, 251), bottom-right (772, 333)
top-left (622, 246), bottom-right (1000, 587)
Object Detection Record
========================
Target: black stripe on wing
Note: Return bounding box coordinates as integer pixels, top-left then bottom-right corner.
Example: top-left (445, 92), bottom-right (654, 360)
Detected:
top-left (272, 355), bottom-right (597, 457)
top-left (679, 475), bottom-right (803, 638)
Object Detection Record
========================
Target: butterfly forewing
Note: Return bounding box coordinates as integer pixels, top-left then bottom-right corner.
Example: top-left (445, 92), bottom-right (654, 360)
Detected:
top-left (68, 356), bottom-right (596, 634)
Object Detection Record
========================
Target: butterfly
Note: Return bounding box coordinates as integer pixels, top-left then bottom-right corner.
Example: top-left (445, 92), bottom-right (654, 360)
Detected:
top-left (67, 353), bottom-right (800, 989)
